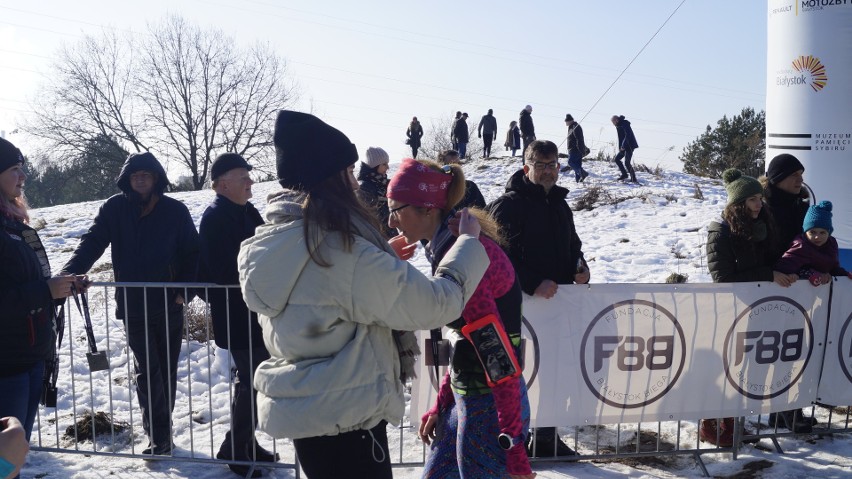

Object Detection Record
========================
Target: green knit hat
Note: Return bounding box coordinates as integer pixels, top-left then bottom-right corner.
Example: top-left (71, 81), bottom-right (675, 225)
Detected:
top-left (723, 168), bottom-right (763, 205)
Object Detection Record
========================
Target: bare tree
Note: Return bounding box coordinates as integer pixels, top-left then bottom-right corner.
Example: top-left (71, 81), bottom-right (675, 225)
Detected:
top-left (28, 30), bottom-right (148, 159)
top-left (26, 15), bottom-right (297, 189)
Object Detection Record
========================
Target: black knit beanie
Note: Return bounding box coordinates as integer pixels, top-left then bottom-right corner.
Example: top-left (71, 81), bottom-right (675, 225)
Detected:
top-left (766, 153), bottom-right (805, 185)
top-left (274, 110), bottom-right (358, 191)
top-left (0, 137), bottom-right (25, 174)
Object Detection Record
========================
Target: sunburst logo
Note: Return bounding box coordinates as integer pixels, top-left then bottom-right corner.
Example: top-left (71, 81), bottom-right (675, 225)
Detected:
top-left (792, 55), bottom-right (827, 92)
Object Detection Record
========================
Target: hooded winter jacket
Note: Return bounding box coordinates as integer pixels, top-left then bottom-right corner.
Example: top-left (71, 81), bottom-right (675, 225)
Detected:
top-left (62, 153), bottom-right (200, 320)
top-left (775, 233), bottom-right (848, 277)
top-left (614, 116), bottom-right (639, 150)
top-left (487, 169), bottom-right (585, 295)
top-left (0, 214), bottom-right (56, 376)
top-left (238, 191), bottom-right (489, 439)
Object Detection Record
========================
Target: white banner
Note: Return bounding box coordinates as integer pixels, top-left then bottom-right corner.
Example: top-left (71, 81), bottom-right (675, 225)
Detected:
top-left (766, 0), bottom-right (852, 265)
top-left (816, 278), bottom-right (852, 405)
top-left (411, 282), bottom-right (833, 426)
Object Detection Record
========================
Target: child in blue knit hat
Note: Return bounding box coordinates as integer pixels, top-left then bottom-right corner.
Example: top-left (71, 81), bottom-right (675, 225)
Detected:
top-left (775, 200), bottom-right (851, 285)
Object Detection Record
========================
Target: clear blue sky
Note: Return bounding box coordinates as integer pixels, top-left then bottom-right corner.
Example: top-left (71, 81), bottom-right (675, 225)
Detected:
top-left (0, 0), bottom-right (767, 175)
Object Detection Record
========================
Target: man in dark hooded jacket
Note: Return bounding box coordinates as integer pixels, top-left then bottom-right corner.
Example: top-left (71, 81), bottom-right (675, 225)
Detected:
top-left (611, 115), bottom-right (639, 182)
top-left (519, 105), bottom-right (535, 155)
top-left (487, 140), bottom-right (589, 457)
top-left (62, 151), bottom-right (199, 455)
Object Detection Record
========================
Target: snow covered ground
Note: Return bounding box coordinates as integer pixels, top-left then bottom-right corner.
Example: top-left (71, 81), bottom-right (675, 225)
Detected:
top-left (21, 154), bottom-right (852, 478)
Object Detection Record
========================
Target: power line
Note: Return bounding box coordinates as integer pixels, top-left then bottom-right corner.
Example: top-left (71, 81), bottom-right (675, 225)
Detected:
top-left (579, 0), bottom-right (689, 124)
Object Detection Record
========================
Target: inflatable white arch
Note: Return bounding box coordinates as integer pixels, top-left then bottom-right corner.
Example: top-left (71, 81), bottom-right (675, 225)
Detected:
top-left (766, 0), bottom-right (852, 266)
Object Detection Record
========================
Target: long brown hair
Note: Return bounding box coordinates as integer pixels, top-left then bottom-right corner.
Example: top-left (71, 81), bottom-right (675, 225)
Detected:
top-left (722, 199), bottom-right (777, 245)
top-left (302, 168), bottom-right (382, 267)
top-left (0, 190), bottom-right (29, 223)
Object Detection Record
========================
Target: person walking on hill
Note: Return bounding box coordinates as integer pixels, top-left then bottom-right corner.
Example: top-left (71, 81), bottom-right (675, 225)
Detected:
top-left (406, 117), bottom-right (424, 159)
top-left (451, 111), bottom-right (462, 151)
top-left (611, 115), bottom-right (638, 182)
top-left (519, 105), bottom-right (535, 155)
top-left (478, 109), bottom-right (498, 158)
top-left (238, 110), bottom-right (490, 479)
top-left (61, 151), bottom-right (199, 456)
top-left (505, 121), bottom-right (521, 158)
top-left (562, 114), bottom-right (589, 182)
top-left (198, 153), bottom-right (276, 477)
top-left (487, 140), bottom-right (589, 458)
top-left (454, 112), bottom-right (470, 160)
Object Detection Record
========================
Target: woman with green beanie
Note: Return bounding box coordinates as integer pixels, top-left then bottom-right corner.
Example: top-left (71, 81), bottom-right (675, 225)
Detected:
top-left (701, 168), bottom-right (799, 446)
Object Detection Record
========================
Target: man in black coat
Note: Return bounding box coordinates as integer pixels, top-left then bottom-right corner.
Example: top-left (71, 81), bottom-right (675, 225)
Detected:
top-left (761, 153), bottom-right (808, 261)
top-left (198, 154), bottom-right (275, 475)
top-left (62, 151), bottom-right (199, 456)
top-left (477, 109), bottom-right (498, 158)
top-left (519, 105), bottom-right (536, 156)
top-left (611, 115), bottom-right (639, 182)
top-left (453, 112), bottom-right (470, 159)
top-left (487, 140), bottom-right (589, 457)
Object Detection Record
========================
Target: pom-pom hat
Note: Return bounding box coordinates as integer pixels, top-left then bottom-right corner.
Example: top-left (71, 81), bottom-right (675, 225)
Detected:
top-left (723, 168), bottom-right (763, 206)
top-left (803, 200), bottom-right (833, 234)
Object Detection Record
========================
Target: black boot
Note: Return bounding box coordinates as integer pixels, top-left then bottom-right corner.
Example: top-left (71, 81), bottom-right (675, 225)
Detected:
top-left (526, 434), bottom-right (577, 458)
top-left (772, 409), bottom-right (813, 433)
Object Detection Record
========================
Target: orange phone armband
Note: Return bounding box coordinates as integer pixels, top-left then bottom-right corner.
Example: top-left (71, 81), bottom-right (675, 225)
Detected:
top-left (460, 314), bottom-right (522, 387)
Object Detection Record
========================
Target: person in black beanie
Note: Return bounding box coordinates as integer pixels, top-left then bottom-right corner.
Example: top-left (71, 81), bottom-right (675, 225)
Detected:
top-left (198, 153), bottom-right (275, 477)
top-left (238, 110), bottom-right (490, 479)
top-left (760, 153), bottom-right (809, 261)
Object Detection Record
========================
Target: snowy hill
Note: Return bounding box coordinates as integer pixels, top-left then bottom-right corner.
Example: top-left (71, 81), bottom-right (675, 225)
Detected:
top-left (23, 155), bottom-right (851, 478)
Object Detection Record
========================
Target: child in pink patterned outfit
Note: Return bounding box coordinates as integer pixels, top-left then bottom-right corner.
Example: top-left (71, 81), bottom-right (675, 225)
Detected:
top-left (775, 201), bottom-right (851, 285)
top-left (387, 158), bottom-right (534, 479)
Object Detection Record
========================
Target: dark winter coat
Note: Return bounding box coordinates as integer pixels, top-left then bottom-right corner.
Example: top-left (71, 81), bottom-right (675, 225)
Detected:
top-left (706, 219), bottom-right (775, 283)
top-left (478, 114), bottom-right (498, 138)
top-left (198, 194), bottom-right (264, 350)
top-left (407, 121), bottom-right (423, 148)
top-left (0, 214), bottom-right (56, 376)
top-left (356, 164), bottom-right (395, 239)
top-left (614, 116), bottom-right (639, 150)
top-left (775, 233), bottom-right (848, 277)
top-left (458, 180), bottom-right (486, 210)
top-left (61, 153), bottom-right (200, 320)
top-left (567, 123), bottom-right (587, 155)
top-left (519, 110), bottom-right (535, 141)
top-left (453, 117), bottom-right (470, 143)
top-left (487, 170), bottom-right (585, 295)
top-left (763, 182), bottom-right (809, 262)
top-left (505, 126), bottom-right (521, 149)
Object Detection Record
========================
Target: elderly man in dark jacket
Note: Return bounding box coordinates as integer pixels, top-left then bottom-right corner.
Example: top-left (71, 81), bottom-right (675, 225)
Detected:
top-left (62, 151), bottom-right (199, 456)
top-left (487, 140), bottom-right (589, 457)
top-left (198, 153), bottom-right (274, 475)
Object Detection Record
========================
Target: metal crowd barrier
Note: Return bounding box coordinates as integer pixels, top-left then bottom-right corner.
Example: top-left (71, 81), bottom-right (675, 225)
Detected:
top-left (30, 282), bottom-right (852, 478)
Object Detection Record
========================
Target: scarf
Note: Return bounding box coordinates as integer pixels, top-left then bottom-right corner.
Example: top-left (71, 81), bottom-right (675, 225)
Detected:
top-left (357, 165), bottom-right (389, 203)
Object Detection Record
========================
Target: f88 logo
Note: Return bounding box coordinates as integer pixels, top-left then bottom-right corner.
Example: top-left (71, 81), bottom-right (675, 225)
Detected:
top-left (734, 329), bottom-right (804, 366)
top-left (594, 335), bottom-right (674, 372)
top-left (723, 297), bottom-right (813, 400)
top-left (581, 300), bottom-right (685, 409)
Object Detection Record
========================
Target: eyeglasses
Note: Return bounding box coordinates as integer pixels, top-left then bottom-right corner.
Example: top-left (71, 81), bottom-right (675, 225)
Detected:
top-left (389, 204), bottom-right (410, 218)
top-left (527, 161), bottom-right (559, 171)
